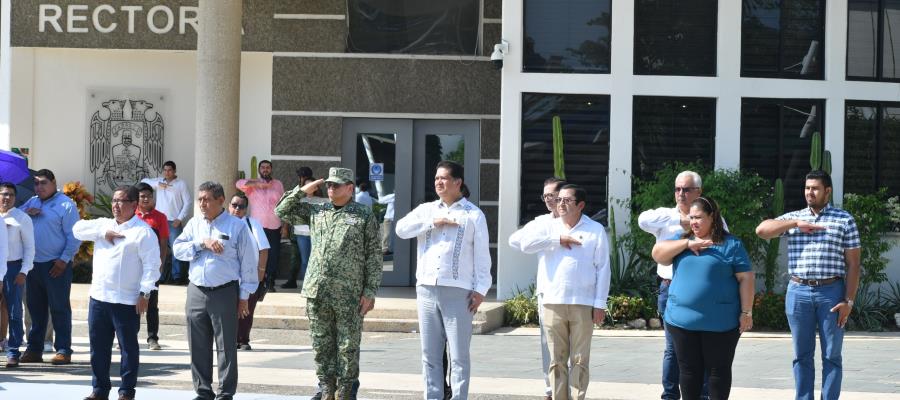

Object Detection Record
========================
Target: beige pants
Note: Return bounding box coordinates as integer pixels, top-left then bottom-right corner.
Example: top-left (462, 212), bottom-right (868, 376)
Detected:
top-left (380, 219), bottom-right (393, 253)
top-left (543, 303), bottom-right (593, 400)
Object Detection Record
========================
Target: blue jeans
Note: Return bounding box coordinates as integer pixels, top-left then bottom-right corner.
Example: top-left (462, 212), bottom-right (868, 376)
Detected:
top-left (785, 279), bottom-right (845, 400)
top-left (660, 280), bottom-right (709, 400)
top-left (3, 261), bottom-right (25, 358)
top-left (25, 260), bottom-right (72, 355)
top-left (296, 235), bottom-right (311, 280)
top-left (166, 220), bottom-right (184, 281)
top-left (88, 298), bottom-right (140, 398)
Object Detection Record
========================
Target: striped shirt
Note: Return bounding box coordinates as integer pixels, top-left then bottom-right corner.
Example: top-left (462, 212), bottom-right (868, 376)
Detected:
top-left (776, 205), bottom-right (861, 280)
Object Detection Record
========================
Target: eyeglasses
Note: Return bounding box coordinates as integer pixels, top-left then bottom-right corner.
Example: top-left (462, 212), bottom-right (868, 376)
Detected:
top-left (230, 203), bottom-right (247, 209)
top-left (674, 187), bottom-right (699, 194)
top-left (541, 194), bottom-right (558, 202)
top-left (556, 197), bottom-right (577, 205)
top-left (111, 199), bottom-right (135, 204)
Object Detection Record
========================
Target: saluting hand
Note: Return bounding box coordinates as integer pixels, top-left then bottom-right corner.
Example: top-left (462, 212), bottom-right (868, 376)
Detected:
top-left (796, 221), bottom-right (826, 234)
top-left (203, 239), bottom-right (225, 254)
top-left (559, 235), bottom-right (582, 250)
top-left (300, 179), bottom-right (324, 196)
top-left (105, 230), bottom-right (125, 243)
top-left (687, 238), bottom-right (714, 255)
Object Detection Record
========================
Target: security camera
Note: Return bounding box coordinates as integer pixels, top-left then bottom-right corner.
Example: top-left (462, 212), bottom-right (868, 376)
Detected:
top-left (491, 40), bottom-right (509, 70)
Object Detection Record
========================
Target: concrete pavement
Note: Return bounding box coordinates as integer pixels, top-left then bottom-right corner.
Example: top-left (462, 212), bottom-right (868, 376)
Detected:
top-left (1, 320), bottom-right (899, 399)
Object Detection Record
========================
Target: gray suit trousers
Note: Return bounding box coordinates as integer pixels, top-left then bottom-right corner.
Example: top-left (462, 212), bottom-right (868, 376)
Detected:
top-left (186, 282), bottom-right (239, 400)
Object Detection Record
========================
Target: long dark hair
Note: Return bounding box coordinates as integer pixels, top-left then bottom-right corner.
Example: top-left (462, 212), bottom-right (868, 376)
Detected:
top-left (681, 196), bottom-right (728, 244)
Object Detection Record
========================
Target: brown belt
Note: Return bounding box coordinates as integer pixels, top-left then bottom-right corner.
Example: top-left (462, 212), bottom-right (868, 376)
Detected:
top-left (791, 276), bottom-right (842, 287)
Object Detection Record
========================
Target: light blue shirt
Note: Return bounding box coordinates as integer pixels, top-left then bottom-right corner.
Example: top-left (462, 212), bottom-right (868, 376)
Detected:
top-left (20, 191), bottom-right (80, 263)
top-left (173, 209), bottom-right (260, 300)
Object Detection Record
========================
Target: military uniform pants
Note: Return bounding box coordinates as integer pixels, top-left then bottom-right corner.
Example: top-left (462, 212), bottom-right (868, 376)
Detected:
top-left (306, 296), bottom-right (363, 394)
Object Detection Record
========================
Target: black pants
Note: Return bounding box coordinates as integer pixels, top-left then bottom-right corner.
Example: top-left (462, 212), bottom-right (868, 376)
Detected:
top-left (263, 228), bottom-right (281, 287)
top-left (666, 324), bottom-right (741, 400)
top-left (146, 289), bottom-right (159, 341)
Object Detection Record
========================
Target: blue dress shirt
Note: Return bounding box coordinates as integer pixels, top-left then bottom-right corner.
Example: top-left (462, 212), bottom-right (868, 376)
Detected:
top-left (173, 209), bottom-right (259, 300)
top-left (20, 191), bottom-right (80, 263)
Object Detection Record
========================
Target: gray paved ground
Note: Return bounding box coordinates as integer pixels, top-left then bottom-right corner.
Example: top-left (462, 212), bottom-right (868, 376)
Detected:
top-left (1, 321), bottom-right (899, 399)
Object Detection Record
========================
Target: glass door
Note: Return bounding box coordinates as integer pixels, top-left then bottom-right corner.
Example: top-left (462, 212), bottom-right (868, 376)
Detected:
top-left (342, 119), bottom-right (480, 286)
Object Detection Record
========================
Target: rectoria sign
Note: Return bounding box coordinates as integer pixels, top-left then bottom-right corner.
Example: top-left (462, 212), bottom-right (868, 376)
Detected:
top-left (11, 0), bottom-right (273, 51)
top-left (38, 4), bottom-right (199, 35)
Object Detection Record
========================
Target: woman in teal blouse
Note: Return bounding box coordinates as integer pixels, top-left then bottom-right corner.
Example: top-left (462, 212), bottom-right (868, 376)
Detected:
top-left (652, 197), bottom-right (755, 400)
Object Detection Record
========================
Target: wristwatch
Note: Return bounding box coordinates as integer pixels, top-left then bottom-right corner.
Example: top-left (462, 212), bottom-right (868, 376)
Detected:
top-left (845, 299), bottom-right (854, 307)
top-left (741, 310), bottom-right (752, 317)
top-left (140, 291), bottom-right (152, 300)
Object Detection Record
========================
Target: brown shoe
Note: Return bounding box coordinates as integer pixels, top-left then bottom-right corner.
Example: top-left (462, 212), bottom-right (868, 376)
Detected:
top-left (18, 351), bottom-right (42, 363)
top-left (5, 356), bottom-right (19, 368)
top-left (117, 393), bottom-right (134, 400)
top-left (50, 352), bottom-right (71, 365)
top-left (83, 393), bottom-right (109, 400)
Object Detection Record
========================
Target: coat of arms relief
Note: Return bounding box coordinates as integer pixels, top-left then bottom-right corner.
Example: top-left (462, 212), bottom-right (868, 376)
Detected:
top-left (89, 98), bottom-right (165, 196)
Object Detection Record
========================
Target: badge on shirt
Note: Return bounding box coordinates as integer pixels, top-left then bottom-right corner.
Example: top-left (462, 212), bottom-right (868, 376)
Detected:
top-left (345, 217), bottom-right (361, 226)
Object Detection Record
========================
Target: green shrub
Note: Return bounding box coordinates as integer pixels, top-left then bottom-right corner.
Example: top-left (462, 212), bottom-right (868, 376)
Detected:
top-left (607, 294), bottom-right (656, 322)
top-left (504, 284), bottom-right (538, 326)
top-left (847, 285), bottom-right (891, 332)
top-left (753, 291), bottom-right (788, 330)
top-left (842, 190), bottom-right (900, 287)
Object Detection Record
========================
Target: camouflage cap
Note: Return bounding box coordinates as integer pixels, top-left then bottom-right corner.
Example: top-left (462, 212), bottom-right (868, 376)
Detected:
top-left (325, 167), bottom-right (355, 184)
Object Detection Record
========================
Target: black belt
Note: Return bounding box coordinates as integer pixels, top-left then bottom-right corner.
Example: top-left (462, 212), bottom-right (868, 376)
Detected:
top-left (791, 276), bottom-right (842, 287)
top-left (194, 280), bottom-right (237, 292)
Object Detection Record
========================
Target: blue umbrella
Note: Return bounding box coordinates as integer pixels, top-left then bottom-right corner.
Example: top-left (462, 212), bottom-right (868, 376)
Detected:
top-left (0, 149), bottom-right (30, 184)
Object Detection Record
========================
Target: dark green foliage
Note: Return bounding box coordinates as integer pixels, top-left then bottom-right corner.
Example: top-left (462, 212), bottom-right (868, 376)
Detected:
top-left (503, 284), bottom-right (539, 326)
top-left (753, 291), bottom-right (788, 330)
top-left (841, 189), bottom-right (898, 286)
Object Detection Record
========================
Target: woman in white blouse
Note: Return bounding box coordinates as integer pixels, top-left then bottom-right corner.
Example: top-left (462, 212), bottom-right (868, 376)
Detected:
top-left (396, 160), bottom-right (492, 400)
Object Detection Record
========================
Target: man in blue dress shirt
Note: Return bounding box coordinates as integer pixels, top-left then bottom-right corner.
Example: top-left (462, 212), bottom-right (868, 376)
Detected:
top-left (19, 169), bottom-right (80, 365)
top-left (174, 181), bottom-right (259, 400)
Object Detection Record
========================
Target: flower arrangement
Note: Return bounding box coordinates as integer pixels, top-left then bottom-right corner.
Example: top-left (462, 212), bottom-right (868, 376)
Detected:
top-left (63, 181), bottom-right (94, 263)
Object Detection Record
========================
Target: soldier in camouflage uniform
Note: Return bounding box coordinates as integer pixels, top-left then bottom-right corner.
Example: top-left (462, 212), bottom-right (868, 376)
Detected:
top-left (274, 167), bottom-right (382, 400)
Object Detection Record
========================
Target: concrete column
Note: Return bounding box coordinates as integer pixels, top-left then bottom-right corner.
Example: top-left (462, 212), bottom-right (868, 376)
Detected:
top-left (0, 0), bottom-right (13, 149)
top-left (194, 0), bottom-right (242, 192)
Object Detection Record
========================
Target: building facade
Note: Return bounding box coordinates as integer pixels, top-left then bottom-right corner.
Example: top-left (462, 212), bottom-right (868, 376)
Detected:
top-left (0, 0), bottom-right (502, 288)
top-left (497, 0), bottom-right (900, 297)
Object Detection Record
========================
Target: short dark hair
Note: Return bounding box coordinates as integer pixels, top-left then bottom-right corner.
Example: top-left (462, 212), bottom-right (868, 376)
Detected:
top-left (134, 182), bottom-right (154, 194)
top-left (296, 166), bottom-right (313, 178)
top-left (231, 192), bottom-right (249, 207)
top-left (435, 160), bottom-right (469, 198)
top-left (559, 184), bottom-right (587, 204)
top-left (114, 185), bottom-right (139, 202)
top-left (163, 161), bottom-right (176, 170)
top-left (683, 197), bottom-right (728, 244)
top-left (34, 169), bottom-right (55, 182)
top-left (358, 180), bottom-right (370, 191)
top-left (259, 160), bottom-right (272, 168)
top-left (198, 181), bottom-right (225, 199)
top-left (0, 182), bottom-right (17, 195)
top-left (543, 177), bottom-right (567, 193)
top-left (805, 170), bottom-right (832, 188)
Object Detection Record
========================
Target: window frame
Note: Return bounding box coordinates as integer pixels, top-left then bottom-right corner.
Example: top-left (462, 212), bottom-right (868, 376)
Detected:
top-left (845, 0), bottom-right (900, 82)
top-left (740, 0), bottom-right (827, 80)
top-left (844, 100), bottom-right (900, 195)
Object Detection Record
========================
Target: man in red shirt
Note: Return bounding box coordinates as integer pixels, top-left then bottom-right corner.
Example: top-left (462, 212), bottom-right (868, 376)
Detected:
top-left (134, 182), bottom-right (169, 351)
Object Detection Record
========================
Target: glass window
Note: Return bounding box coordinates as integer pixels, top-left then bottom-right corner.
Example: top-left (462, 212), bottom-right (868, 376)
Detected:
top-left (632, 96), bottom-right (716, 183)
top-left (845, 101), bottom-right (900, 196)
top-left (847, 0), bottom-right (900, 80)
top-left (520, 93), bottom-right (610, 225)
top-left (523, 0), bottom-right (612, 73)
top-left (740, 98), bottom-right (825, 210)
top-left (742, 0), bottom-right (825, 79)
top-left (423, 134), bottom-right (465, 202)
top-left (347, 0), bottom-right (479, 55)
top-left (634, 0), bottom-right (718, 76)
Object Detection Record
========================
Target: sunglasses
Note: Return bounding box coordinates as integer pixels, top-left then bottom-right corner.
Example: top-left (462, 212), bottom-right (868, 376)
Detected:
top-left (230, 203), bottom-right (247, 210)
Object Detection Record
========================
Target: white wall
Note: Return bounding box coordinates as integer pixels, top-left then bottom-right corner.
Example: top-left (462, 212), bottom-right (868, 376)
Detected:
top-left (497, 0), bottom-right (900, 299)
top-left (9, 48), bottom-right (273, 202)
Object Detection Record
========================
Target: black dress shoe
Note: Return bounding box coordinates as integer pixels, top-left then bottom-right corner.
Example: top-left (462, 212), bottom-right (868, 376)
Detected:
top-left (84, 393), bottom-right (109, 400)
top-left (280, 281), bottom-right (298, 289)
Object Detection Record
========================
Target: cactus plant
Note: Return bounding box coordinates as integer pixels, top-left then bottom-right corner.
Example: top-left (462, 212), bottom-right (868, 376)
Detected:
top-left (809, 131), bottom-right (822, 170)
top-left (250, 155), bottom-right (258, 179)
top-left (763, 178), bottom-right (785, 292)
top-left (822, 150), bottom-right (832, 175)
top-left (552, 116), bottom-right (566, 180)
